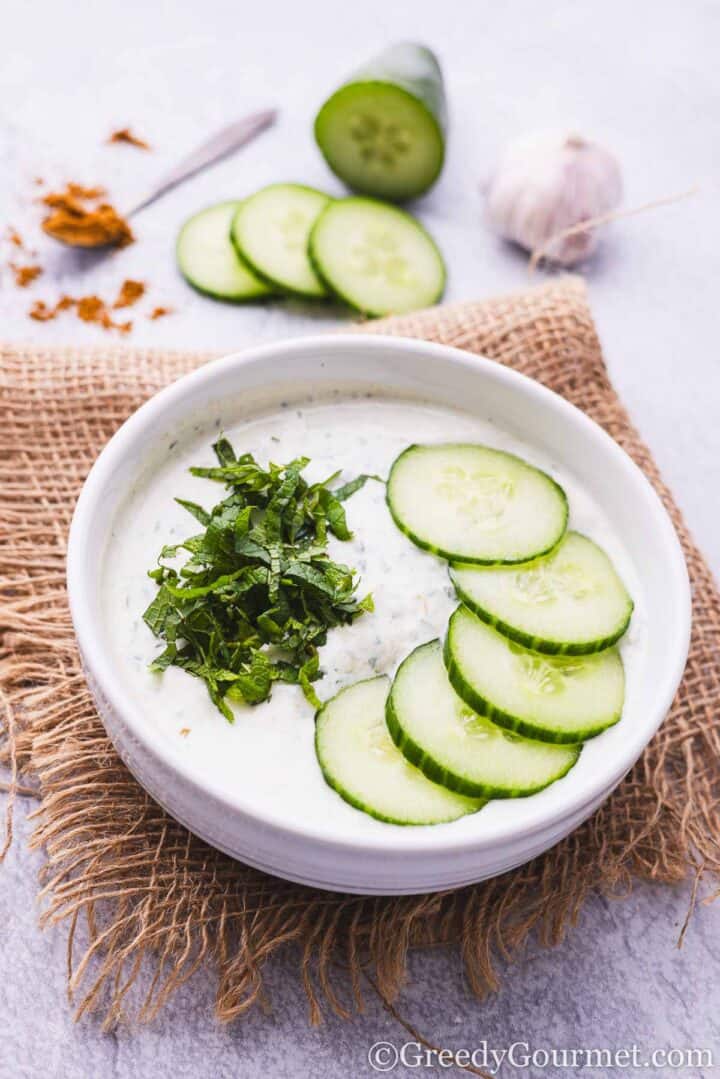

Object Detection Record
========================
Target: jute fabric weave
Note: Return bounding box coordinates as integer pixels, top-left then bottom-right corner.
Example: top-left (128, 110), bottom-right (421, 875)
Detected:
top-left (1, 277), bottom-right (717, 1027)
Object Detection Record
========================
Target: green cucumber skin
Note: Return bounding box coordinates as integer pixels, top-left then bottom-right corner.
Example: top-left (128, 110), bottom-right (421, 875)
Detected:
top-left (308, 198), bottom-right (446, 317)
top-left (229, 185), bottom-right (333, 300)
top-left (442, 630), bottom-right (622, 745)
top-left (450, 568), bottom-right (634, 656)
top-left (314, 43), bottom-right (446, 200)
top-left (176, 269), bottom-right (270, 304)
top-left (348, 43), bottom-right (447, 132)
top-left (385, 689), bottom-right (580, 800)
top-left (314, 680), bottom-right (404, 825)
top-left (176, 202), bottom-right (273, 303)
top-left (306, 226), bottom-right (353, 310)
top-left (386, 444), bottom-right (569, 566)
top-left (314, 686), bottom-right (485, 826)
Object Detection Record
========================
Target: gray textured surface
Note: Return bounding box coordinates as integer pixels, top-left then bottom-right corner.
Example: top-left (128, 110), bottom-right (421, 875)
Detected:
top-left (1, 1), bottom-right (718, 1076)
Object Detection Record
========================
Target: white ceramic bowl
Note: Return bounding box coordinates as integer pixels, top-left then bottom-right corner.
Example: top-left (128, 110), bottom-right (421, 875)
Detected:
top-left (67, 335), bottom-right (691, 894)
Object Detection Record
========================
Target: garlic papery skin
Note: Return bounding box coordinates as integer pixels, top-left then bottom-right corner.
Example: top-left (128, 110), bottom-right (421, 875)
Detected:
top-left (485, 131), bottom-right (623, 266)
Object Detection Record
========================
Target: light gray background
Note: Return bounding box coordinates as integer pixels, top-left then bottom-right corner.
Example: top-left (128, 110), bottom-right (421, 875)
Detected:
top-left (1, 1), bottom-right (718, 1076)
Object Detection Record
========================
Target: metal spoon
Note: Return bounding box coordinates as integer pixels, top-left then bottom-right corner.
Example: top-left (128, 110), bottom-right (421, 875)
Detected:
top-left (126, 108), bottom-right (277, 217)
top-left (44, 108), bottom-right (277, 247)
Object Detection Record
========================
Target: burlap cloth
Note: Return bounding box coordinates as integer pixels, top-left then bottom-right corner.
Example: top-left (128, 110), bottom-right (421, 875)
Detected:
top-left (1, 277), bottom-right (718, 1030)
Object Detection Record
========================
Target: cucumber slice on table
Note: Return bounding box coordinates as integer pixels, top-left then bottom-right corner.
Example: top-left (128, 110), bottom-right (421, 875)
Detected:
top-left (309, 197), bottom-right (445, 316)
top-left (315, 676), bottom-right (483, 825)
top-left (387, 443), bottom-right (568, 565)
top-left (445, 607), bottom-right (625, 744)
top-left (314, 42), bottom-right (446, 200)
top-left (176, 201), bottom-right (273, 301)
top-left (230, 184), bottom-right (331, 298)
top-left (451, 532), bottom-right (634, 655)
top-left (387, 641), bottom-right (580, 798)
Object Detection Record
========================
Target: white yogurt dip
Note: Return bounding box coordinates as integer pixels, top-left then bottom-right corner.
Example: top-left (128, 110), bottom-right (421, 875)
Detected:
top-left (101, 391), bottom-right (645, 837)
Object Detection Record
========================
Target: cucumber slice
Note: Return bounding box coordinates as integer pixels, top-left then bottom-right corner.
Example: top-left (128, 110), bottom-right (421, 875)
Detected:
top-left (315, 676), bottom-right (483, 825)
top-left (450, 532), bottom-right (633, 655)
top-left (445, 607), bottom-right (625, 744)
top-left (314, 43), bottom-right (446, 201)
top-left (230, 184), bottom-right (331, 298)
top-left (309, 197), bottom-right (445, 316)
top-left (387, 443), bottom-right (568, 565)
top-left (176, 201), bottom-right (273, 301)
top-left (387, 641), bottom-right (580, 798)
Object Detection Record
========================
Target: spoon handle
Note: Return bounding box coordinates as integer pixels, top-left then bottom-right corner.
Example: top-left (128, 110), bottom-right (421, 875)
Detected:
top-left (126, 108), bottom-right (278, 218)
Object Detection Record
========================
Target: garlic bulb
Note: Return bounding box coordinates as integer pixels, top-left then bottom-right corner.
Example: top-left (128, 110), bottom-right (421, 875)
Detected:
top-left (485, 131), bottom-right (623, 265)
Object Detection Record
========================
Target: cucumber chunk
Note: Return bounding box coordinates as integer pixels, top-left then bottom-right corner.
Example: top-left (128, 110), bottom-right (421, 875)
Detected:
top-left (387, 443), bottom-right (568, 565)
top-left (176, 201), bottom-right (273, 301)
top-left (315, 676), bottom-right (483, 825)
top-left (445, 607), bottom-right (625, 744)
top-left (314, 43), bottom-right (446, 201)
top-left (309, 197), bottom-right (445, 316)
top-left (387, 641), bottom-right (580, 798)
top-left (230, 184), bottom-right (331, 298)
top-left (451, 532), bottom-right (633, 655)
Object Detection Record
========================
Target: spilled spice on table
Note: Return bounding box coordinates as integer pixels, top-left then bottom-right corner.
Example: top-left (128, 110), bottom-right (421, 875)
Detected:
top-left (108, 128), bottom-right (151, 151)
top-left (29, 295), bottom-right (130, 333)
top-left (41, 183), bottom-right (133, 248)
top-left (11, 263), bottom-right (42, 287)
top-left (4, 227), bottom-right (42, 287)
top-left (10, 175), bottom-right (175, 331)
top-left (29, 298), bottom-right (69, 323)
top-left (114, 279), bottom-right (145, 308)
top-left (28, 278), bottom-right (148, 334)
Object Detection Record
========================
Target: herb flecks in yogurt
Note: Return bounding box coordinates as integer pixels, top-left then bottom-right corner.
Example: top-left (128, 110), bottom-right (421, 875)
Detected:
top-left (142, 437), bottom-right (376, 721)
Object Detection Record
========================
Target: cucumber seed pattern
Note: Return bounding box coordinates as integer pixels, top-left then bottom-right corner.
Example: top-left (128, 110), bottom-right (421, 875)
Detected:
top-left (512, 648), bottom-right (585, 696)
top-left (457, 705), bottom-right (521, 743)
top-left (350, 227), bottom-right (416, 287)
top-left (512, 558), bottom-right (595, 606)
top-left (349, 114), bottom-right (413, 165)
top-left (277, 208), bottom-right (310, 252)
top-left (435, 466), bottom-right (514, 531)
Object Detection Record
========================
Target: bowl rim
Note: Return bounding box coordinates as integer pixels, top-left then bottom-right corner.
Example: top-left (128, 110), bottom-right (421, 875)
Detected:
top-left (67, 332), bottom-right (692, 857)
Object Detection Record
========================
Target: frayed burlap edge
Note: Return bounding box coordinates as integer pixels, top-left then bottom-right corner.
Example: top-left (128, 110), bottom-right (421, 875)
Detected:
top-left (1, 277), bottom-right (719, 1030)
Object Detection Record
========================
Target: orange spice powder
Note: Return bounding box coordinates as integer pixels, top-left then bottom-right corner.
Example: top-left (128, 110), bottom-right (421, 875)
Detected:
top-left (11, 264), bottom-right (42, 287)
top-left (28, 279), bottom-right (147, 334)
top-left (28, 300), bottom-right (57, 323)
top-left (108, 128), bottom-right (151, 151)
top-left (114, 279), bottom-right (145, 308)
top-left (41, 184), bottom-right (133, 248)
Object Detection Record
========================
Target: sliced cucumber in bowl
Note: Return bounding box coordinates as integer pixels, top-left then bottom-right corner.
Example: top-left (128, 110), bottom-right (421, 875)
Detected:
top-left (445, 606), bottom-right (625, 744)
top-left (230, 183), bottom-right (331, 298)
top-left (176, 201), bottom-right (273, 301)
top-left (450, 531), bottom-right (634, 655)
top-left (309, 196), bottom-right (445, 316)
top-left (387, 641), bottom-right (580, 798)
top-left (387, 443), bottom-right (568, 565)
top-left (315, 676), bottom-right (483, 825)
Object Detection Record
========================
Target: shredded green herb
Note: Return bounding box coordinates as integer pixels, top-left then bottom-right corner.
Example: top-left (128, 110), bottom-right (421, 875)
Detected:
top-left (142, 438), bottom-right (378, 720)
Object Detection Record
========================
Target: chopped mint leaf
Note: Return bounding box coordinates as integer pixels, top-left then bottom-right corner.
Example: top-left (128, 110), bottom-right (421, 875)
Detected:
top-left (142, 441), bottom-right (373, 720)
top-left (175, 498), bottom-right (211, 526)
top-left (332, 473), bottom-right (384, 501)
